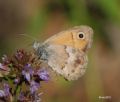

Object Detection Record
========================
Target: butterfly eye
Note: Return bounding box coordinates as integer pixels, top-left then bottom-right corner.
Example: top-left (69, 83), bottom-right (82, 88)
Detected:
top-left (77, 32), bottom-right (85, 39)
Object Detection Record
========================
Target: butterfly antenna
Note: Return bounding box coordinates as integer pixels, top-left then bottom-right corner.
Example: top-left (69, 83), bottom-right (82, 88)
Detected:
top-left (19, 33), bottom-right (38, 41)
top-left (19, 33), bottom-right (40, 48)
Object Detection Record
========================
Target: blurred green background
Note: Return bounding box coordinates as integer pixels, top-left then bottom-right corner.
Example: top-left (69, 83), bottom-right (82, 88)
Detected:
top-left (0, 0), bottom-right (120, 102)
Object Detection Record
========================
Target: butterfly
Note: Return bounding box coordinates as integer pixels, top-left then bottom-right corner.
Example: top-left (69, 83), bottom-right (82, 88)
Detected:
top-left (33, 25), bottom-right (93, 81)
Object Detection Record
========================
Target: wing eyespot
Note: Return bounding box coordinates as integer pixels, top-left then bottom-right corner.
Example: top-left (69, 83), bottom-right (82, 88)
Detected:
top-left (77, 32), bottom-right (85, 39)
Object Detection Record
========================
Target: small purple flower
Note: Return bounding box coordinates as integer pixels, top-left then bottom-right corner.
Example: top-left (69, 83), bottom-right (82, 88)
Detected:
top-left (0, 63), bottom-right (4, 70)
top-left (37, 69), bottom-right (49, 81)
top-left (14, 78), bottom-right (20, 84)
top-left (22, 72), bottom-right (31, 82)
top-left (18, 92), bottom-right (25, 101)
top-left (0, 90), bottom-right (5, 97)
top-left (2, 55), bottom-right (9, 64)
top-left (30, 81), bottom-right (40, 94)
top-left (0, 63), bottom-right (9, 71)
top-left (22, 64), bottom-right (33, 82)
top-left (3, 84), bottom-right (10, 96)
top-left (15, 50), bottom-right (24, 59)
top-left (0, 84), bottom-right (10, 98)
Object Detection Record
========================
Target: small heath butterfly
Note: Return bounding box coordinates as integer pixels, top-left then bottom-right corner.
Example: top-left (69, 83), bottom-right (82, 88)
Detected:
top-left (33, 25), bottom-right (93, 81)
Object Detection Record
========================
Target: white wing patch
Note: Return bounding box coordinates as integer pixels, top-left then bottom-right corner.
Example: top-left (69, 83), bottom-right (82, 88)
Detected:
top-left (46, 45), bottom-right (88, 81)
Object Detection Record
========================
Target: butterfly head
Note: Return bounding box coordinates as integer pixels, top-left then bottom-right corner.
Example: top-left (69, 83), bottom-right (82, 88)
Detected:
top-left (71, 25), bottom-right (93, 52)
